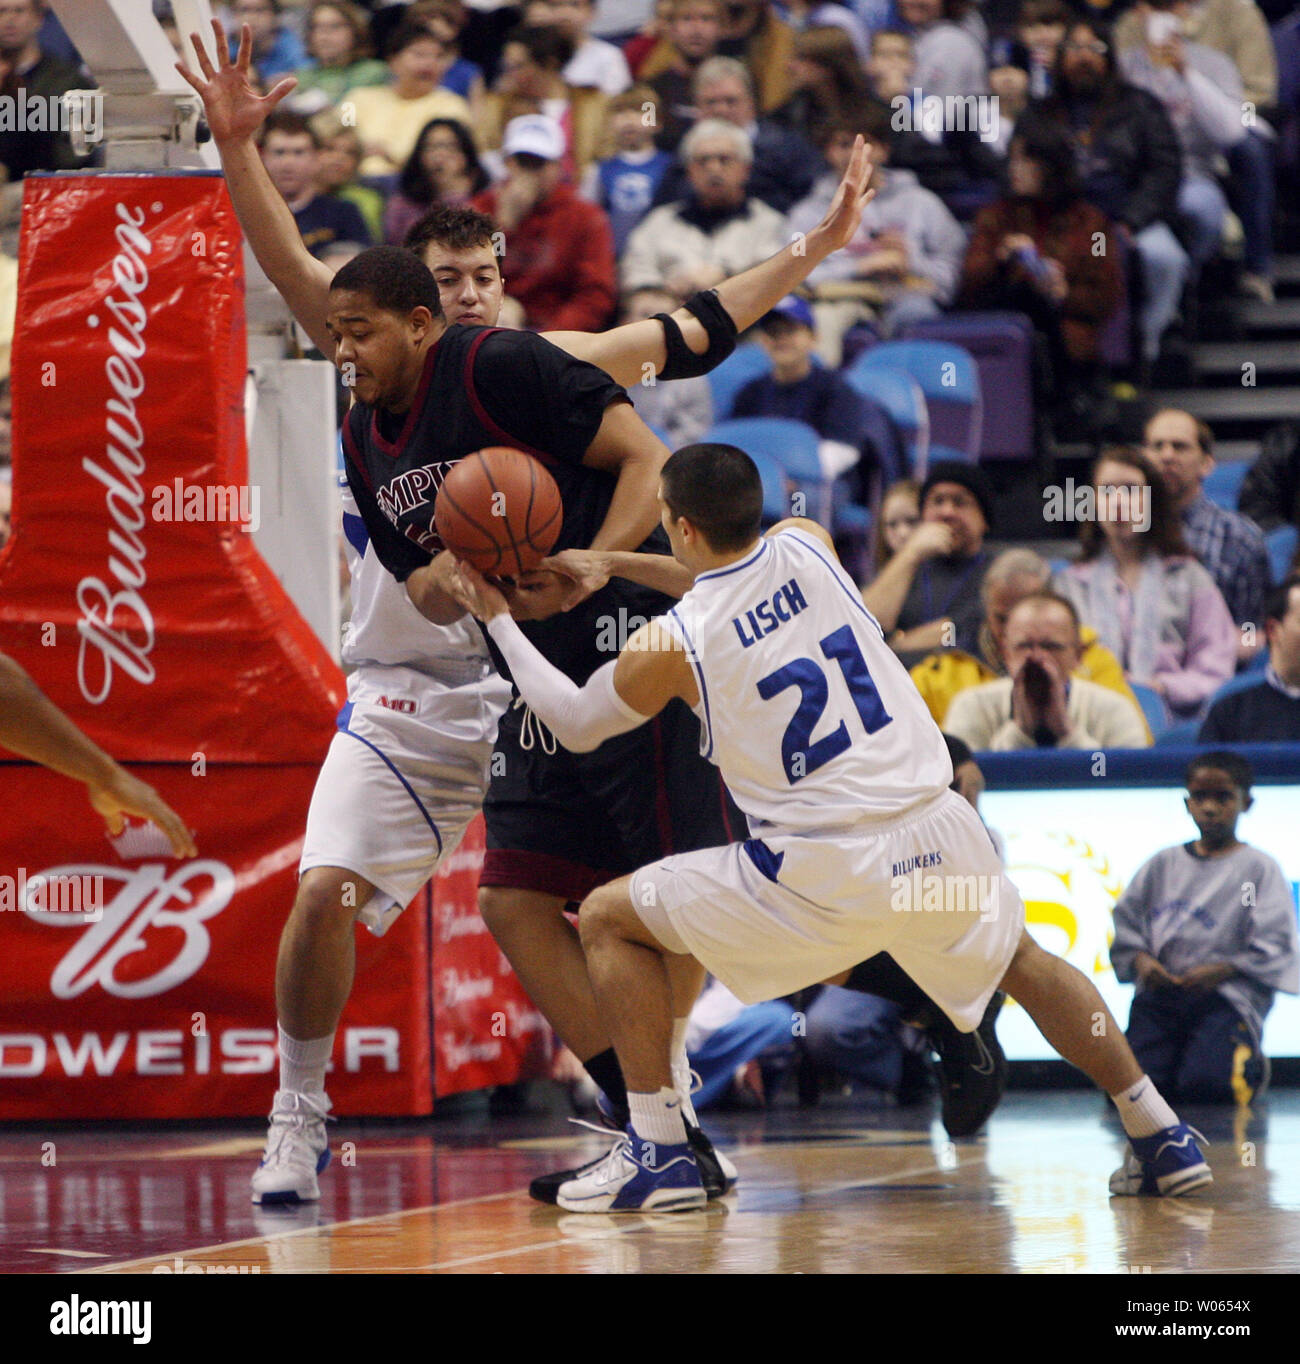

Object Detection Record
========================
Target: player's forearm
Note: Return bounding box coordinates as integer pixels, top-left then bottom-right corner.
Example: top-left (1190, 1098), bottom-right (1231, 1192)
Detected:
top-left (405, 553), bottom-right (468, 625)
top-left (485, 616), bottom-right (646, 752)
top-left (215, 137), bottom-right (335, 353)
top-left (699, 230), bottom-right (832, 340)
top-left (861, 547), bottom-right (926, 635)
top-left (601, 550), bottom-right (694, 599)
top-left (0, 654), bottom-right (118, 787)
top-left (590, 457), bottom-right (665, 554)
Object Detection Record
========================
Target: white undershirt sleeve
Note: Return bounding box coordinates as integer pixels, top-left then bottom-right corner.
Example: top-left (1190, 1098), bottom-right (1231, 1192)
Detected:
top-left (487, 613), bottom-right (650, 753)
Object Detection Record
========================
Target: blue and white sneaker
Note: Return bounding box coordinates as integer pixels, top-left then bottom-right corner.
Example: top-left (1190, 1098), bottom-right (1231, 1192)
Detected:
top-left (556, 1130), bottom-right (707, 1213)
top-left (1109, 1123), bottom-right (1212, 1197)
top-left (251, 1089), bottom-right (332, 1205)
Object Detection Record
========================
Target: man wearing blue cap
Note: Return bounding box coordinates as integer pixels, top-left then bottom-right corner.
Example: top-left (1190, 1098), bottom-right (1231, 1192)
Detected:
top-left (732, 294), bottom-right (868, 480)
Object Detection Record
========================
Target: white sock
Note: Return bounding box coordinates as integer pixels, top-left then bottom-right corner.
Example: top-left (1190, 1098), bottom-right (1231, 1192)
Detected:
top-left (278, 1026), bottom-right (333, 1096)
top-left (1111, 1074), bottom-right (1179, 1138)
top-left (670, 1018), bottom-right (699, 1127)
top-left (628, 1087), bottom-right (689, 1147)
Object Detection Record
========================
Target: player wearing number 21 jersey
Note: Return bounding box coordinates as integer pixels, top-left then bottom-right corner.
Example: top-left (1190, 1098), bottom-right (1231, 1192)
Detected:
top-left (452, 443), bottom-right (1212, 1213)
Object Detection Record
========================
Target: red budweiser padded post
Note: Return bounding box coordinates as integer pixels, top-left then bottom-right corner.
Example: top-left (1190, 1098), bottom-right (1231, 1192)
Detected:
top-left (0, 173), bottom-right (432, 1118)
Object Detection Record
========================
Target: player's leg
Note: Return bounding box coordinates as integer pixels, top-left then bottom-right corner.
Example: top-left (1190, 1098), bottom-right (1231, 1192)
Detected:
top-left (834, 953), bottom-right (1008, 1137)
top-left (277, 865), bottom-right (372, 1041)
top-left (556, 875), bottom-right (707, 1213)
top-left (255, 707), bottom-right (494, 1205)
top-left (999, 929), bottom-right (1212, 1196)
top-left (476, 886), bottom-right (612, 1062)
top-left (1122, 986), bottom-right (1185, 1098)
top-left (254, 865), bottom-right (373, 1206)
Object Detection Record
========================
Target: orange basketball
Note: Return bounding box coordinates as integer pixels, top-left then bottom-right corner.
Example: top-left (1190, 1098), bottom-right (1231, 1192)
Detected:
top-left (435, 447), bottom-right (564, 577)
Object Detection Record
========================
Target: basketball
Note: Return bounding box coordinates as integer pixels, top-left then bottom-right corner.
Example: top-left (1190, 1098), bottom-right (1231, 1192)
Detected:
top-left (434, 447), bottom-right (564, 577)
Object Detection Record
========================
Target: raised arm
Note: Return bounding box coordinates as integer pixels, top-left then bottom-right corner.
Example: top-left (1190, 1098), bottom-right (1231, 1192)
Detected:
top-left (177, 20), bottom-right (336, 357)
top-left (544, 138), bottom-right (876, 388)
top-left (0, 653), bottom-right (197, 858)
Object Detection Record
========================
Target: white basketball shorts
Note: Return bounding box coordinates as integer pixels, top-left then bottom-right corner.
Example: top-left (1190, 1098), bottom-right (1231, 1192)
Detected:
top-left (300, 666), bottom-right (510, 935)
top-left (631, 788), bottom-right (1025, 1032)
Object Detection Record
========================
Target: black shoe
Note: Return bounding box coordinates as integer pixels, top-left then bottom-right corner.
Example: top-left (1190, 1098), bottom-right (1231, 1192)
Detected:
top-left (528, 1119), bottom-right (736, 1204)
top-left (926, 990), bottom-right (1007, 1139)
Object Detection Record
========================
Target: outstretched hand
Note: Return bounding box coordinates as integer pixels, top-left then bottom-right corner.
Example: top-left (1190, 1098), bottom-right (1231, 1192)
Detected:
top-left (175, 19), bottom-right (297, 144)
top-left (813, 135), bottom-right (877, 255)
top-left (451, 560), bottom-right (512, 622)
top-left (87, 768), bottom-right (197, 860)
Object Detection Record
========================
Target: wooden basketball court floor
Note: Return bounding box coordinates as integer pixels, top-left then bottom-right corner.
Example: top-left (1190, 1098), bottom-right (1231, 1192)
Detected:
top-left (3, 1090), bottom-right (1297, 1275)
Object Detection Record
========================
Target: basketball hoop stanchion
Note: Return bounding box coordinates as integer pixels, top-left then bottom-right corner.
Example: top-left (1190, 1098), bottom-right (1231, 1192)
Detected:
top-left (0, 170), bottom-right (429, 1115)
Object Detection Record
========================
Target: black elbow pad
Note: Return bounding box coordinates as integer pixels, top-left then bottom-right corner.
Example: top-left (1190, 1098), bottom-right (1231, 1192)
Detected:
top-left (655, 288), bottom-right (739, 380)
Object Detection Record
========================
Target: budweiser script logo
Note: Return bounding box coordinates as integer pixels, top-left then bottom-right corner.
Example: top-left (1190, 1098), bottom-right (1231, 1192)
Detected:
top-left (23, 860), bottom-right (234, 998)
top-left (77, 202), bottom-right (157, 705)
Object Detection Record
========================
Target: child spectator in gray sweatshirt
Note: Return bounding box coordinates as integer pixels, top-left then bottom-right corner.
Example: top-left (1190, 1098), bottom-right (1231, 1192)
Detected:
top-left (1110, 751), bottom-right (1299, 1104)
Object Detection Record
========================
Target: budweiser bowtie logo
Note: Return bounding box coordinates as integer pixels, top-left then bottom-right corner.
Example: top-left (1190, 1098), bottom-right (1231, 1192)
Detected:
top-left (77, 201), bottom-right (157, 706)
top-left (24, 861), bottom-right (235, 998)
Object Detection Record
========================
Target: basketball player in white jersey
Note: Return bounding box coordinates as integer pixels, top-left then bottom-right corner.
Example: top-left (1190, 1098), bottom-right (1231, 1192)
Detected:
top-left (450, 444), bottom-right (1213, 1212)
top-left (178, 19), bottom-right (884, 1205)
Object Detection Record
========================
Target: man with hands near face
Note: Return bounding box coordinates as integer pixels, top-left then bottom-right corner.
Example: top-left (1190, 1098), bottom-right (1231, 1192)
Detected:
top-left (943, 594), bottom-right (1151, 750)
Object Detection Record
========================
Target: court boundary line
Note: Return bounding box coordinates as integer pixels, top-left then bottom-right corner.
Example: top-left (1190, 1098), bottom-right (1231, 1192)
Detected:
top-left (84, 1143), bottom-right (981, 1274)
top-left (83, 1140), bottom-right (776, 1273)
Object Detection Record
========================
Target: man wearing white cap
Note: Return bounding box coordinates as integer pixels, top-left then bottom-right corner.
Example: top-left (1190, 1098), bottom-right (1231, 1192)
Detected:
top-left (470, 113), bottom-right (618, 332)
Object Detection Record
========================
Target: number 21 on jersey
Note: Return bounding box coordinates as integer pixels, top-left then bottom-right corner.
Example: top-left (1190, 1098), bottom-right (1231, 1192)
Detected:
top-left (756, 624), bottom-right (893, 783)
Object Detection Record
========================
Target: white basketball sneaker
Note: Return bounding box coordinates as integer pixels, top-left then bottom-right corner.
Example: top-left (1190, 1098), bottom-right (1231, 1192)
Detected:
top-left (251, 1089), bottom-right (333, 1205)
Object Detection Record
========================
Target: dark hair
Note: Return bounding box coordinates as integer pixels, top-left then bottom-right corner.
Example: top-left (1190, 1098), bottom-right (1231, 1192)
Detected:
top-left (385, 18), bottom-right (444, 59)
top-left (871, 476), bottom-right (920, 572)
top-left (403, 203), bottom-right (499, 258)
top-left (504, 23), bottom-right (576, 70)
top-left (1052, 14), bottom-right (1119, 95)
top-left (260, 110), bottom-right (321, 149)
top-left (660, 444), bottom-right (763, 552)
top-left (306, 1), bottom-right (373, 62)
top-left (814, 96), bottom-right (889, 148)
top-left (1265, 573), bottom-right (1300, 626)
top-left (1077, 445), bottom-right (1187, 561)
top-left (1008, 118), bottom-right (1080, 204)
top-left (1185, 750), bottom-right (1253, 797)
top-left (330, 245), bottom-right (442, 319)
top-left (398, 118), bottom-right (488, 205)
top-left (1018, 0), bottom-right (1070, 27)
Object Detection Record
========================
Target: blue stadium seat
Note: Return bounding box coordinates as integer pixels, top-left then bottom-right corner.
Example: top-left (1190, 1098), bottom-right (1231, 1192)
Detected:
top-left (1267, 525), bottom-right (1298, 582)
top-left (842, 362), bottom-right (929, 477)
top-left (900, 313), bottom-right (1034, 461)
top-left (744, 447), bottom-right (791, 526)
top-left (849, 340), bottom-right (982, 464)
top-left (1202, 461), bottom-right (1249, 511)
top-left (1130, 683), bottom-right (1170, 739)
top-left (704, 344), bottom-right (771, 421)
top-left (702, 418), bottom-right (823, 525)
top-left (1156, 719), bottom-right (1203, 746)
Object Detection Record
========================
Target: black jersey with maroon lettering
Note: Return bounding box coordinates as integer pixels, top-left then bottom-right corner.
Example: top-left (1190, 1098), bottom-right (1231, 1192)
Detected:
top-left (342, 322), bottom-right (675, 684)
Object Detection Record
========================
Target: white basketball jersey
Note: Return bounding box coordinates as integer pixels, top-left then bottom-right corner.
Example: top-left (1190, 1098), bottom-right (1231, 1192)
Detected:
top-left (339, 475), bottom-right (499, 685)
top-left (660, 529), bottom-right (952, 834)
